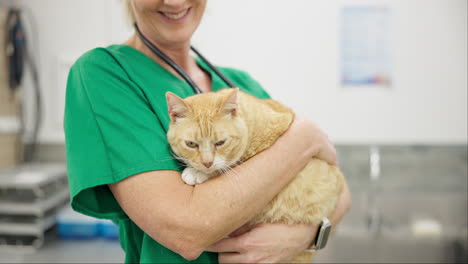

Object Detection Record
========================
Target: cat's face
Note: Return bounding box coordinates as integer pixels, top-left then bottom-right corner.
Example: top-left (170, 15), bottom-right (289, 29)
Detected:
top-left (166, 89), bottom-right (248, 175)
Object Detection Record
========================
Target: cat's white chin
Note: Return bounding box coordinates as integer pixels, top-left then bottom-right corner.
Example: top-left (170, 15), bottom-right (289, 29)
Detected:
top-left (205, 166), bottom-right (221, 174)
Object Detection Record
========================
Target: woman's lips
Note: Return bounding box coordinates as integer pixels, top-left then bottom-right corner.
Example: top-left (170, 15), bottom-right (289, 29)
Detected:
top-left (158, 8), bottom-right (191, 23)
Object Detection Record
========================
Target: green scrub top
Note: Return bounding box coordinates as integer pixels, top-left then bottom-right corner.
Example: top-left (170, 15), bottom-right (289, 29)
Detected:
top-left (64, 44), bottom-right (270, 264)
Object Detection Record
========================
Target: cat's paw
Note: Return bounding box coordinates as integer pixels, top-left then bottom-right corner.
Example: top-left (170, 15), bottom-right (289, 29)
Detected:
top-left (181, 168), bottom-right (198, 185)
top-left (181, 168), bottom-right (210, 185)
top-left (195, 172), bottom-right (210, 184)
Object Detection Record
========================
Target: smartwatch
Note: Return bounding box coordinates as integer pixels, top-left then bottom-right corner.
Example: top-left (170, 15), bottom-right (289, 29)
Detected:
top-left (305, 217), bottom-right (332, 252)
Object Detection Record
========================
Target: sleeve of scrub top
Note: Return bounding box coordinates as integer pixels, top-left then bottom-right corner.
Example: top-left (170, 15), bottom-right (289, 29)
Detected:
top-left (64, 49), bottom-right (180, 221)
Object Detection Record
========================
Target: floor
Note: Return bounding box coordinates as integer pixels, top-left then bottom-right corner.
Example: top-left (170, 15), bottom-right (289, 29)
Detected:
top-left (0, 239), bottom-right (125, 263)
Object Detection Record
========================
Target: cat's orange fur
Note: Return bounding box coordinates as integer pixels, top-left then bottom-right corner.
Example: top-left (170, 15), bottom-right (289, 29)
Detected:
top-left (166, 88), bottom-right (344, 263)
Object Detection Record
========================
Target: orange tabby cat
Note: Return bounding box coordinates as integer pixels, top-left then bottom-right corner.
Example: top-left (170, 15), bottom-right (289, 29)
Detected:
top-left (166, 88), bottom-right (344, 263)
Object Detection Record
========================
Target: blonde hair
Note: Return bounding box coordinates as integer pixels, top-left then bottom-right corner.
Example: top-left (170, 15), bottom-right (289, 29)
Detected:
top-left (123, 0), bottom-right (136, 26)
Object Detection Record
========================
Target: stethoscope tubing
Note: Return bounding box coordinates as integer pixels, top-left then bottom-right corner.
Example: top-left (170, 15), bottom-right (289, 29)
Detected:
top-left (134, 23), bottom-right (235, 94)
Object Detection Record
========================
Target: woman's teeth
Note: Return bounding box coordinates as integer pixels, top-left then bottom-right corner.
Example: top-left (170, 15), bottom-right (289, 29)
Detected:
top-left (162, 9), bottom-right (188, 19)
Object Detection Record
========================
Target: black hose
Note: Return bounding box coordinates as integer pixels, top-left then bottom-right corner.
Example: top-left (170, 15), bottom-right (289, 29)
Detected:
top-left (5, 8), bottom-right (42, 163)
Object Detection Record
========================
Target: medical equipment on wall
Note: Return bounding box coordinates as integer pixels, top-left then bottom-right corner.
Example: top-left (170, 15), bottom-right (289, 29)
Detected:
top-left (0, 7), bottom-right (20, 169)
top-left (134, 23), bottom-right (236, 94)
top-left (0, 6), bottom-right (42, 169)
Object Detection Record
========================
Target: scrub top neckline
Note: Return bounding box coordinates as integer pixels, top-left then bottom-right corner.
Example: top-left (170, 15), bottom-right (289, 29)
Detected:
top-left (111, 44), bottom-right (224, 93)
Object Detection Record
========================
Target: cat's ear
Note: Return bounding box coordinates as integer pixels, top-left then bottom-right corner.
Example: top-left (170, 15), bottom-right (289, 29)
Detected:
top-left (221, 88), bottom-right (239, 117)
top-left (166, 92), bottom-right (190, 123)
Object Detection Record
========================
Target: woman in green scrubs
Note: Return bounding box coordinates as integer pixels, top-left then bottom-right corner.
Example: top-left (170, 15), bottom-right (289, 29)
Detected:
top-left (64, 0), bottom-right (351, 263)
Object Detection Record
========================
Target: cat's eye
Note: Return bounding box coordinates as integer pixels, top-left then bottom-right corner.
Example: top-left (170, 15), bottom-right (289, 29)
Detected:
top-left (215, 140), bottom-right (226, 147)
top-left (185, 141), bottom-right (198, 148)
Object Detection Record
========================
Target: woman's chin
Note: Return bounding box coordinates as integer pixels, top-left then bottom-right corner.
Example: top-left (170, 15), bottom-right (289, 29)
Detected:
top-left (157, 29), bottom-right (195, 46)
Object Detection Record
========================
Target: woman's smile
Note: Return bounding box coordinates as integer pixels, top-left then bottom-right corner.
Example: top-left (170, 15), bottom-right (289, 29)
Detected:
top-left (129, 0), bottom-right (207, 45)
top-left (158, 7), bottom-right (191, 23)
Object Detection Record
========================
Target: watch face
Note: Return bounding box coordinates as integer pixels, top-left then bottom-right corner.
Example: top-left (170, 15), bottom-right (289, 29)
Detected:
top-left (315, 218), bottom-right (332, 250)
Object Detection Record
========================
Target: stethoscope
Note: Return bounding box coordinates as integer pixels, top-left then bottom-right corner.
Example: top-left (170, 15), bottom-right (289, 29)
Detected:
top-left (134, 23), bottom-right (236, 94)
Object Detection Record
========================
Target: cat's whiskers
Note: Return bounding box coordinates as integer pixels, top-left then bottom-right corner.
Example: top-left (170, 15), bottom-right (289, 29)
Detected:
top-left (169, 151), bottom-right (191, 164)
top-left (218, 165), bottom-right (244, 198)
top-left (153, 155), bottom-right (190, 170)
top-left (174, 156), bottom-right (190, 164)
top-left (154, 154), bottom-right (182, 162)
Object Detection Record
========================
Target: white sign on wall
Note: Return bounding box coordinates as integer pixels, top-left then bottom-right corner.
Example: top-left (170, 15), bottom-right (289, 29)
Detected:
top-left (340, 6), bottom-right (392, 86)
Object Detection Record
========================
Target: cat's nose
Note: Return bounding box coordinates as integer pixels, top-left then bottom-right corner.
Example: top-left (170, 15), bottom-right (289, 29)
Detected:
top-left (202, 161), bottom-right (213, 168)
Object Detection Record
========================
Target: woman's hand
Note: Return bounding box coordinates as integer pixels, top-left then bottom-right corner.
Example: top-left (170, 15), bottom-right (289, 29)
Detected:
top-left (205, 181), bottom-right (352, 263)
top-left (206, 223), bottom-right (317, 263)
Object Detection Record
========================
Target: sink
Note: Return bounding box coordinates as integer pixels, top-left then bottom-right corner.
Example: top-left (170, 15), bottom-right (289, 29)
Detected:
top-left (314, 191), bottom-right (468, 263)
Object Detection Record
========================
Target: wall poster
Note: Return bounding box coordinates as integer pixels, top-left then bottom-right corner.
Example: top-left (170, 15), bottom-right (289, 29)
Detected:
top-left (341, 7), bottom-right (392, 86)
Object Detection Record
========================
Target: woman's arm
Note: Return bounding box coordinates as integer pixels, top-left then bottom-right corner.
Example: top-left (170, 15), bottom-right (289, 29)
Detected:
top-left (109, 117), bottom-right (335, 260)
